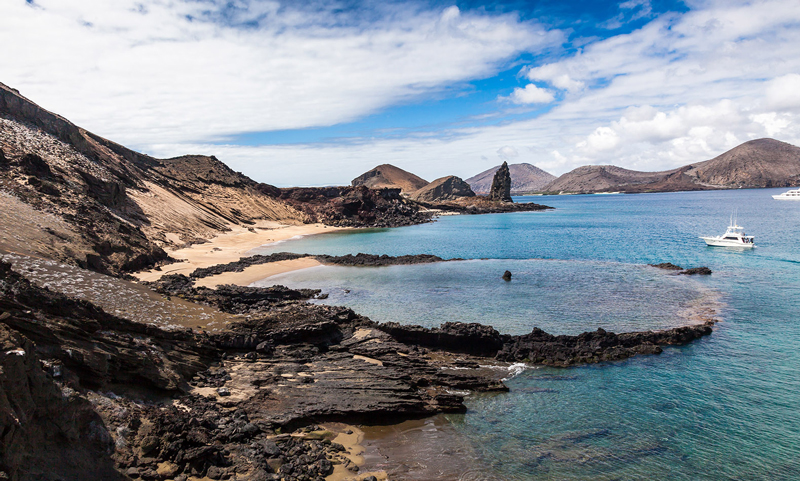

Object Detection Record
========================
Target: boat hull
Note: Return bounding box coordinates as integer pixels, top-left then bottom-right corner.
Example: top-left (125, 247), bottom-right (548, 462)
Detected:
top-left (772, 195), bottom-right (800, 200)
top-left (700, 237), bottom-right (755, 248)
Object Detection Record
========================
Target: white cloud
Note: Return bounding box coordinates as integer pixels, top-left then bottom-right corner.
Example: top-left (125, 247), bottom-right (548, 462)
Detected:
top-left (497, 145), bottom-right (519, 159)
top-left (508, 84), bottom-right (555, 104)
top-left (766, 74), bottom-right (800, 111)
top-left (0, 1), bottom-right (560, 146)
top-left (526, 64), bottom-right (585, 92)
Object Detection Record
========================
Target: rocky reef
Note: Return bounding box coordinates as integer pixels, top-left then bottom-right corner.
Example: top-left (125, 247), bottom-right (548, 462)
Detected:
top-left (379, 321), bottom-right (715, 367)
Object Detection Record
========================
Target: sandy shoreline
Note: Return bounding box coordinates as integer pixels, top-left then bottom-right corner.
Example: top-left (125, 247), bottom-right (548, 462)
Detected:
top-left (135, 221), bottom-right (343, 284)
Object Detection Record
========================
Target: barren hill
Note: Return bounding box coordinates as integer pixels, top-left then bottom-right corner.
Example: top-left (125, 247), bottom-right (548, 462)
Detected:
top-left (351, 164), bottom-right (429, 193)
top-left (543, 165), bottom-right (676, 193)
top-left (684, 138), bottom-right (800, 188)
top-left (466, 163), bottom-right (555, 194)
top-left (0, 84), bottom-right (305, 274)
top-left (543, 139), bottom-right (800, 193)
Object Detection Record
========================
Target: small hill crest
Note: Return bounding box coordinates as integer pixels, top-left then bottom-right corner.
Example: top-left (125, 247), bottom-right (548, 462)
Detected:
top-left (351, 164), bottom-right (429, 193)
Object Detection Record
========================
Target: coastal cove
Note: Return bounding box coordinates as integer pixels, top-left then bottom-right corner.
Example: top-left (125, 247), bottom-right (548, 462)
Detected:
top-left (251, 188), bottom-right (800, 480)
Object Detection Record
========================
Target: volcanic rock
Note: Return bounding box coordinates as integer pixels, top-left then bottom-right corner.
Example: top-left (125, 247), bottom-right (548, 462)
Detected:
top-left (409, 175), bottom-right (475, 202)
top-left (488, 161), bottom-right (513, 202)
top-left (679, 266), bottom-right (712, 275)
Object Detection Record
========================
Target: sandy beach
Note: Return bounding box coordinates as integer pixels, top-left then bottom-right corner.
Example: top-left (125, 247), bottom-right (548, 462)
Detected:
top-left (135, 221), bottom-right (343, 284)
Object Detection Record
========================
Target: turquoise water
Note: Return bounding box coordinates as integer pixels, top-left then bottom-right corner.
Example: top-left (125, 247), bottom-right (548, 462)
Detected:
top-left (253, 188), bottom-right (800, 479)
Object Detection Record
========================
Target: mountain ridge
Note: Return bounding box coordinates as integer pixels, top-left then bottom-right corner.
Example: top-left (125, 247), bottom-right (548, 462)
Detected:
top-left (544, 139), bottom-right (800, 193)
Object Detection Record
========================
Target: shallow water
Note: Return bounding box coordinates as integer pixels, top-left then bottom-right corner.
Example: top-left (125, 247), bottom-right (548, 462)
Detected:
top-left (253, 188), bottom-right (800, 480)
top-left (260, 259), bottom-right (717, 335)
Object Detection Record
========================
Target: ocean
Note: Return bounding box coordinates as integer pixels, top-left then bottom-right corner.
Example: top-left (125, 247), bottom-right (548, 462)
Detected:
top-left (251, 188), bottom-right (800, 480)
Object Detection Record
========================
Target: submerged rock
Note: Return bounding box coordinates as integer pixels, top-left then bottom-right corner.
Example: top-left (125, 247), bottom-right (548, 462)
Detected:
top-left (680, 267), bottom-right (712, 275)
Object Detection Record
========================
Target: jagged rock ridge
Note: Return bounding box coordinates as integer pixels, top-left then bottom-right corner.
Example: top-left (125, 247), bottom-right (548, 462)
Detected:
top-left (466, 162), bottom-right (556, 194)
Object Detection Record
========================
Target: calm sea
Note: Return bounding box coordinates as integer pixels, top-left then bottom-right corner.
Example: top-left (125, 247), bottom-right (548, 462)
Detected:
top-left (252, 188), bottom-right (800, 480)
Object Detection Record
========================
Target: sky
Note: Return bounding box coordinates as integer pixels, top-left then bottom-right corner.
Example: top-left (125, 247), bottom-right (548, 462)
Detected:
top-left (2, 0), bottom-right (800, 186)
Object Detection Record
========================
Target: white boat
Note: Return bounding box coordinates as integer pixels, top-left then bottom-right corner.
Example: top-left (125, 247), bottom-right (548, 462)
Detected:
top-left (700, 216), bottom-right (755, 248)
top-left (772, 188), bottom-right (800, 200)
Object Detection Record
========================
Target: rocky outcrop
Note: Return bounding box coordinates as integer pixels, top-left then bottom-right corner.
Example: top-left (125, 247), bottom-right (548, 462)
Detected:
top-left (351, 164), bottom-right (429, 193)
top-left (187, 252), bottom-right (453, 280)
top-left (409, 175), bottom-right (475, 202)
top-left (146, 274), bottom-right (323, 313)
top-left (316, 253), bottom-right (452, 267)
top-left (680, 266), bottom-right (712, 275)
top-left (188, 252), bottom-right (309, 279)
top-left (488, 161), bottom-right (513, 202)
top-left (415, 195), bottom-right (551, 214)
top-left (649, 262), bottom-right (684, 270)
top-left (379, 322), bottom-right (505, 357)
top-left (0, 324), bottom-right (123, 481)
top-left (466, 163), bottom-right (556, 195)
top-left (649, 263), bottom-right (712, 275)
top-left (280, 185), bottom-right (432, 227)
top-left (380, 320), bottom-right (715, 367)
top-left (496, 325), bottom-right (713, 366)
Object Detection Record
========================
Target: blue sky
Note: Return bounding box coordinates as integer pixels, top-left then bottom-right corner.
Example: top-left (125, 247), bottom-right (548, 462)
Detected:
top-left (3, 0), bottom-right (800, 185)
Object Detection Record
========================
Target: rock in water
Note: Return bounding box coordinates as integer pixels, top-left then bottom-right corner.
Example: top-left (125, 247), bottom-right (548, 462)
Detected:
top-left (489, 161), bottom-right (513, 202)
top-left (502, 270), bottom-right (512, 281)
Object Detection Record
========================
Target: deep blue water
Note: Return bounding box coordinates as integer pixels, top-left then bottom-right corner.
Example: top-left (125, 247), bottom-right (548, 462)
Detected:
top-left (252, 188), bottom-right (800, 480)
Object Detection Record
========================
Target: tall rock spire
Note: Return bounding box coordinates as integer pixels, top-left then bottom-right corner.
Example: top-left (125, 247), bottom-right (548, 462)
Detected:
top-left (489, 161), bottom-right (513, 202)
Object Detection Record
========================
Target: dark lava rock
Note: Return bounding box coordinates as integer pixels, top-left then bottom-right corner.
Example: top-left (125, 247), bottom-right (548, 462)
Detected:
top-left (649, 262), bottom-right (683, 270)
top-left (680, 266), bottom-right (712, 275)
top-left (187, 252), bottom-right (455, 280)
top-left (488, 161), bottom-right (513, 202)
top-left (496, 325), bottom-right (714, 366)
top-left (189, 252), bottom-right (308, 279)
top-left (380, 321), bottom-right (505, 357)
top-left (316, 253), bottom-right (452, 267)
top-left (502, 270), bottom-right (512, 281)
top-left (409, 175), bottom-right (475, 202)
top-left (0, 322), bottom-right (122, 480)
top-left (18, 152), bottom-right (52, 177)
top-left (280, 185), bottom-right (432, 227)
top-left (145, 274), bottom-right (321, 313)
